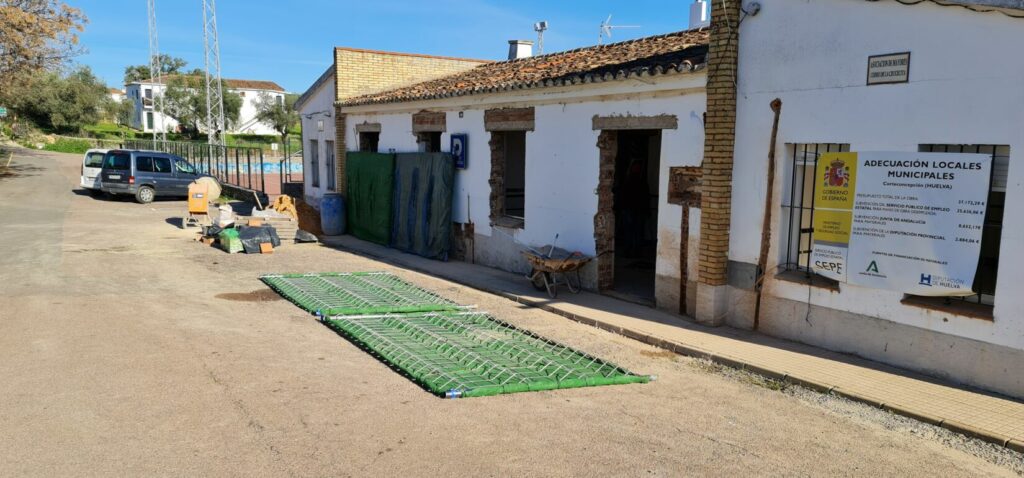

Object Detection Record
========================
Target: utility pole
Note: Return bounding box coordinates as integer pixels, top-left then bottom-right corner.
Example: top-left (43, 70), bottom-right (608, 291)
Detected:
top-left (147, 0), bottom-right (165, 147)
top-left (202, 0), bottom-right (226, 147)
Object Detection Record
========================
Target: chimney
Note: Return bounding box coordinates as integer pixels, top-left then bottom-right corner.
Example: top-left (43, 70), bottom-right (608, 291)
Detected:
top-left (689, 0), bottom-right (710, 29)
top-left (507, 40), bottom-right (534, 60)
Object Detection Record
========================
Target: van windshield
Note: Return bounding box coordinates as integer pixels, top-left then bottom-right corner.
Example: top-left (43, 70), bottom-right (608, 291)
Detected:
top-left (84, 152), bottom-right (105, 168)
top-left (104, 153), bottom-right (131, 170)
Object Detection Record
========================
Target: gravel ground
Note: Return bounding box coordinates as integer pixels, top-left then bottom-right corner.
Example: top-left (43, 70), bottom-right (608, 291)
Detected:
top-left (1, 145), bottom-right (1021, 477)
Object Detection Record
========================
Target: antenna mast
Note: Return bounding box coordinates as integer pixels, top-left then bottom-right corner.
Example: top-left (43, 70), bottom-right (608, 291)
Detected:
top-left (598, 15), bottom-right (640, 45)
top-left (534, 21), bottom-right (548, 55)
top-left (202, 0), bottom-right (226, 146)
top-left (146, 0), bottom-right (165, 146)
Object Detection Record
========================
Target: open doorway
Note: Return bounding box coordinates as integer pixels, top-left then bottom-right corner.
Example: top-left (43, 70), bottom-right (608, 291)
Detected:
top-left (612, 130), bottom-right (661, 301)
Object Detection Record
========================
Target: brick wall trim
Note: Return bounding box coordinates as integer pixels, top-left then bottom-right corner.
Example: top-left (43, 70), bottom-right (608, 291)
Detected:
top-left (484, 107), bottom-right (535, 132)
top-left (592, 114), bottom-right (678, 131)
top-left (354, 121), bottom-right (381, 133)
top-left (411, 111), bottom-right (447, 133)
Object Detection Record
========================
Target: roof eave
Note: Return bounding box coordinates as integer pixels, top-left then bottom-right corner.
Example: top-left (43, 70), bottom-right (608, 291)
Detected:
top-left (338, 62), bottom-right (707, 109)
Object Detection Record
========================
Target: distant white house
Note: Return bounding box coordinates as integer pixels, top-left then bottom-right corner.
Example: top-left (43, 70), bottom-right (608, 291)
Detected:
top-left (125, 76), bottom-right (286, 135)
top-left (108, 88), bottom-right (125, 103)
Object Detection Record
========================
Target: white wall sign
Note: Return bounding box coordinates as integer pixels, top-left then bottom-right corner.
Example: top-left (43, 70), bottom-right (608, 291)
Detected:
top-left (867, 52), bottom-right (910, 85)
top-left (811, 151), bottom-right (991, 296)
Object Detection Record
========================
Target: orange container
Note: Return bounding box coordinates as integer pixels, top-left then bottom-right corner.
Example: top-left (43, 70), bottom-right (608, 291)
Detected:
top-left (188, 182), bottom-right (209, 215)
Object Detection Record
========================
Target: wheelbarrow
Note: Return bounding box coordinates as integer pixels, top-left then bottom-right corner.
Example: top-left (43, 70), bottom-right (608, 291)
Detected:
top-left (522, 247), bottom-right (593, 298)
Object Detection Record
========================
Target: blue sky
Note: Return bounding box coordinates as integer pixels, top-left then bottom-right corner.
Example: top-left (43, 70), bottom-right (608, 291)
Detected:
top-left (69, 0), bottom-right (693, 93)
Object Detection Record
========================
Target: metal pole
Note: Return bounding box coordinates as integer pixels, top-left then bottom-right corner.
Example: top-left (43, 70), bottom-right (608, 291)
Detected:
top-left (235, 148), bottom-right (240, 186)
top-left (246, 149), bottom-right (252, 189)
top-left (259, 149), bottom-right (266, 193)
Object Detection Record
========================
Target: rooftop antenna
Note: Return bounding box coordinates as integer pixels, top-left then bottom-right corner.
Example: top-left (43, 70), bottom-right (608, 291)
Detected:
top-left (534, 21), bottom-right (548, 55)
top-left (598, 14), bottom-right (640, 45)
top-left (146, 0), bottom-right (165, 146)
top-left (202, 0), bottom-right (226, 147)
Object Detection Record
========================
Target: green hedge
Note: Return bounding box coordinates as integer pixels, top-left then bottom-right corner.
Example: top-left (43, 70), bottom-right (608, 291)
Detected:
top-left (42, 138), bottom-right (93, 154)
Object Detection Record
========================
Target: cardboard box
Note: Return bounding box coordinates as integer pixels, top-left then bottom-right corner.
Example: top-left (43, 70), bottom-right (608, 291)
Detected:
top-left (248, 218), bottom-right (264, 227)
top-left (259, 242), bottom-right (274, 254)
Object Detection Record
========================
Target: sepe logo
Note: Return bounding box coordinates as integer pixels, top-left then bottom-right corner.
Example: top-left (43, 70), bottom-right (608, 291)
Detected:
top-left (866, 261), bottom-right (879, 273)
top-left (824, 158), bottom-right (850, 188)
top-left (919, 273), bottom-right (932, 286)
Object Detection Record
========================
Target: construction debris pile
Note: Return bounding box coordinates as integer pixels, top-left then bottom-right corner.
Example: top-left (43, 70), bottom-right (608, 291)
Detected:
top-left (190, 192), bottom-right (317, 255)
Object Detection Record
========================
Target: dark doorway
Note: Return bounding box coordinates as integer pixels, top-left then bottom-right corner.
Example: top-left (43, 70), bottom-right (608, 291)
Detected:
top-left (359, 132), bottom-right (379, 152)
top-left (417, 132), bottom-right (442, 153)
top-left (612, 130), bottom-right (661, 301)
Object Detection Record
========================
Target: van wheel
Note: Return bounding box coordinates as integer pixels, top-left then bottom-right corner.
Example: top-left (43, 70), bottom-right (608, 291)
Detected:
top-left (135, 186), bottom-right (155, 204)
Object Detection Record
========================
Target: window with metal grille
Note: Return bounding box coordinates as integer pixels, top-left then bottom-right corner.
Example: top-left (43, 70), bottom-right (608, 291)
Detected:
top-left (325, 140), bottom-right (336, 191)
top-left (309, 139), bottom-right (319, 188)
top-left (781, 143), bottom-right (851, 276)
top-left (911, 144), bottom-right (1009, 307)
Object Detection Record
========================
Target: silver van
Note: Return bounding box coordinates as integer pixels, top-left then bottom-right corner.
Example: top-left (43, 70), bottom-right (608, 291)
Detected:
top-left (100, 150), bottom-right (208, 204)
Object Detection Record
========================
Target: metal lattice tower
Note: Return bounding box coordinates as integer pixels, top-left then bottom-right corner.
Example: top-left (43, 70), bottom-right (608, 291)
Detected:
top-left (202, 0), bottom-right (226, 146)
top-left (146, 0), bottom-right (165, 146)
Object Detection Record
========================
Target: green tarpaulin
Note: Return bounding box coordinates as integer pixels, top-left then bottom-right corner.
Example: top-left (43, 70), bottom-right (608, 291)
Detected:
top-left (391, 153), bottom-right (454, 260)
top-left (346, 152), bottom-right (395, 245)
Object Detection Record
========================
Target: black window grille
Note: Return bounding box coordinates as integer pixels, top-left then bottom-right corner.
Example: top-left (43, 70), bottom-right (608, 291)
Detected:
top-left (309, 139), bottom-right (319, 188)
top-left (916, 144), bottom-right (1009, 306)
top-left (782, 143), bottom-right (851, 274)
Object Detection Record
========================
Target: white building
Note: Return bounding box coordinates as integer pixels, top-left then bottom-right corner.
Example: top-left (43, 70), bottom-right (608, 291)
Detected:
top-left (296, 47), bottom-right (490, 206)
top-left (335, 30), bottom-right (709, 307)
top-left (723, 0), bottom-right (1024, 398)
top-left (125, 76), bottom-right (286, 135)
top-left (108, 88), bottom-right (125, 103)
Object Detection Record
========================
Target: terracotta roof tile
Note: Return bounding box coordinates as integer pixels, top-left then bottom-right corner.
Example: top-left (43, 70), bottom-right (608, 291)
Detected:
top-left (138, 75), bottom-right (286, 92)
top-left (341, 28), bottom-right (709, 107)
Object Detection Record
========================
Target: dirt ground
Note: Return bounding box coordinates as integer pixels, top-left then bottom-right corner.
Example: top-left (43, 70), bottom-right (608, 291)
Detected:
top-left (1, 145), bottom-right (1021, 477)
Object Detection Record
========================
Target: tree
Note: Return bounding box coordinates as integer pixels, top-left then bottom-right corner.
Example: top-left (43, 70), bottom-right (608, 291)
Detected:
top-left (253, 92), bottom-right (299, 142)
top-left (111, 98), bottom-right (134, 126)
top-left (123, 54), bottom-right (187, 84)
top-left (0, 0), bottom-right (86, 93)
top-left (162, 75), bottom-right (241, 139)
top-left (7, 66), bottom-right (108, 133)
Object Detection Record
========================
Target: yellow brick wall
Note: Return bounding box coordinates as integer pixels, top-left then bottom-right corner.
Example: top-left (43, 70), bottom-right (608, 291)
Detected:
top-left (698, 0), bottom-right (740, 286)
top-left (334, 48), bottom-right (489, 100)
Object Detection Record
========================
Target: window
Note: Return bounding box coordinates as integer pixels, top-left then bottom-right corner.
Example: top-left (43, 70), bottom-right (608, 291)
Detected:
top-left (239, 91), bottom-right (246, 98)
top-left (146, 112), bottom-right (154, 130)
top-left (417, 132), bottom-right (442, 153)
top-left (175, 159), bottom-right (196, 175)
top-left (325, 140), bottom-right (336, 191)
top-left (503, 130), bottom-right (526, 219)
top-left (84, 152), bottom-right (105, 168)
top-left (359, 132), bottom-right (379, 152)
top-left (135, 156), bottom-right (154, 172)
top-left (153, 157), bottom-right (171, 173)
top-left (277, 95), bottom-right (284, 106)
top-left (908, 144), bottom-right (1009, 308)
top-left (780, 143), bottom-right (850, 284)
top-left (104, 153), bottom-right (131, 170)
top-left (309, 139), bottom-right (319, 188)
top-left (144, 88), bottom-right (152, 99)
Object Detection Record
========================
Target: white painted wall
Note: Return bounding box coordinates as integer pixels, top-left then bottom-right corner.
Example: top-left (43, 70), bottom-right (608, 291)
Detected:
top-left (341, 74), bottom-right (706, 296)
top-left (298, 76), bottom-right (336, 206)
top-left (126, 81), bottom-right (284, 135)
top-left (731, 1), bottom-right (1024, 350)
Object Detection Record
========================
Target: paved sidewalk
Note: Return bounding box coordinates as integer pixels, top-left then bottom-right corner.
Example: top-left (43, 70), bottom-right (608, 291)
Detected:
top-left (321, 235), bottom-right (1024, 452)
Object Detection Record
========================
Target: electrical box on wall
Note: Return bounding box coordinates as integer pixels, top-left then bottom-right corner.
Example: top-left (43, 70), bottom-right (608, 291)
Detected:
top-left (668, 166), bottom-right (702, 205)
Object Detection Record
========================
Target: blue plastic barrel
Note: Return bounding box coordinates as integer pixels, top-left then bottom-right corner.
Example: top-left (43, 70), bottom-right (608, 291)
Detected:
top-left (320, 193), bottom-right (346, 235)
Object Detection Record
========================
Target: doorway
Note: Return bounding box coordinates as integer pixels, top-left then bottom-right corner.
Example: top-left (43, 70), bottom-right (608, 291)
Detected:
top-left (612, 130), bottom-right (661, 301)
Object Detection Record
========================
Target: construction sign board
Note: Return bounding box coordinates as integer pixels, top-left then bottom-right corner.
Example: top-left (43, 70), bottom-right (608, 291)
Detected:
top-left (810, 151), bottom-right (991, 296)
